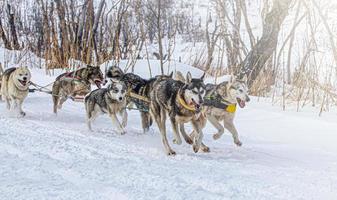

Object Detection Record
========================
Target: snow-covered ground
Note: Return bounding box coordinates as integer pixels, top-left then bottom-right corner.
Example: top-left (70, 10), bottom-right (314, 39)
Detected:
top-left (1, 65), bottom-right (337, 200)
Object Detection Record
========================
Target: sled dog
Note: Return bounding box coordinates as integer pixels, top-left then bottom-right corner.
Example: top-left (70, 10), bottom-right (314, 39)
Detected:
top-left (52, 78), bottom-right (91, 113)
top-left (84, 81), bottom-right (127, 134)
top-left (0, 66), bottom-right (31, 117)
top-left (196, 75), bottom-right (250, 146)
top-left (106, 65), bottom-right (173, 133)
top-left (150, 72), bottom-right (206, 155)
top-left (52, 65), bottom-right (104, 113)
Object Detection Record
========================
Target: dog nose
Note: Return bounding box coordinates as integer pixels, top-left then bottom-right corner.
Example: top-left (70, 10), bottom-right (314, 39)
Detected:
top-left (23, 77), bottom-right (27, 81)
top-left (119, 97), bottom-right (123, 101)
top-left (246, 95), bottom-right (250, 102)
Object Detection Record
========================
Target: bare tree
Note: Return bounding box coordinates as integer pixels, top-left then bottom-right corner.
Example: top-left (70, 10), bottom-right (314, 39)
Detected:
top-left (237, 0), bottom-right (293, 87)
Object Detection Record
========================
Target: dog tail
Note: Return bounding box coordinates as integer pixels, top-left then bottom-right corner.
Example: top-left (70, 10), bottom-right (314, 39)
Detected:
top-left (52, 80), bottom-right (60, 114)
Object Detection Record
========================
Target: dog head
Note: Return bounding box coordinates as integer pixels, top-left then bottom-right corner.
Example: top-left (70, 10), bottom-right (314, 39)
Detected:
top-left (227, 75), bottom-right (250, 108)
top-left (182, 72), bottom-right (206, 112)
top-left (107, 80), bottom-right (127, 103)
top-left (106, 65), bottom-right (124, 81)
top-left (13, 66), bottom-right (31, 89)
top-left (87, 65), bottom-right (104, 88)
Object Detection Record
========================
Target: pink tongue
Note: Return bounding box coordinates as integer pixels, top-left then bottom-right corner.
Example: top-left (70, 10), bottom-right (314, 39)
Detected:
top-left (239, 101), bottom-right (246, 108)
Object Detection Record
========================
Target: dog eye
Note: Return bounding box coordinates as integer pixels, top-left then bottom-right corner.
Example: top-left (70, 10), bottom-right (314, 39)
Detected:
top-left (192, 90), bottom-right (198, 94)
top-left (239, 89), bottom-right (243, 93)
top-left (19, 74), bottom-right (23, 76)
top-left (200, 90), bottom-right (204, 94)
top-left (114, 89), bottom-right (119, 93)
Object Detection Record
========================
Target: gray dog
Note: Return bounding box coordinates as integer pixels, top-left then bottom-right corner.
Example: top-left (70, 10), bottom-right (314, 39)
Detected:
top-left (150, 72), bottom-right (206, 155)
top-left (84, 81), bottom-right (127, 135)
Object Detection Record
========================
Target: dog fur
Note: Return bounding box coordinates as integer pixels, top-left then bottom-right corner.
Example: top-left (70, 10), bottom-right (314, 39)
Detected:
top-left (52, 65), bottom-right (104, 114)
top-left (0, 66), bottom-right (31, 117)
top-left (194, 75), bottom-right (250, 146)
top-left (52, 78), bottom-right (91, 113)
top-left (84, 81), bottom-right (128, 135)
top-left (150, 72), bottom-right (207, 155)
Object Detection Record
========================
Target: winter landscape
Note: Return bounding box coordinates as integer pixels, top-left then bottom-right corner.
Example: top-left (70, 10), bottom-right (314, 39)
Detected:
top-left (1, 0), bottom-right (337, 199)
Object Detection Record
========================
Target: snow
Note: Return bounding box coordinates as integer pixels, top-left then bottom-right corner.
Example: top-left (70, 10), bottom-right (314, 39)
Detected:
top-left (1, 64), bottom-right (337, 199)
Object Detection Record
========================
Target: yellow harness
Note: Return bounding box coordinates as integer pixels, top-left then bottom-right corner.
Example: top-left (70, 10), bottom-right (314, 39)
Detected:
top-left (225, 104), bottom-right (237, 113)
top-left (177, 94), bottom-right (196, 112)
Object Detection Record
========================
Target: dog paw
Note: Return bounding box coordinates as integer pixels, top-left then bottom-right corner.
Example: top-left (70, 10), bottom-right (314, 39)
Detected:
top-left (19, 111), bottom-right (26, 117)
top-left (213, 133), bottom-right (221, 140)
top-left (119, 130), bottom-right (127, 135)
top-left (184, 137), bottom-right (193, 145)
top-left (192, 144), bottom-right (200, 153)
top-left (235, 140), bottom-right (242, 146)
top-left (201, 145), bottom-right (210, 153)
top-left (173, 138), bottom-right (182, 145)
top-left (167, 150), bottom-right (176, 156)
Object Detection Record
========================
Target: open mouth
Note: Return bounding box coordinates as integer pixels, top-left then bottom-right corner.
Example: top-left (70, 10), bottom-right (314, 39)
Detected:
top-left (237, 98), bottom-right (246, 108)
top-left (19, 80), bottom-right (28, 86)
top-left (191, 98), bottom-right (201, 111)
top-left (94, 79), bottom-right (102, 88)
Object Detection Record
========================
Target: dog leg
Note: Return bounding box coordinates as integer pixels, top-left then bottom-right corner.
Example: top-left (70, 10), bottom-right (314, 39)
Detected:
top-left (155, 110), bottom-right (176, 155)
top-left (58, 95), bottom-right (67, 109)
top-left (18, 99), bottom-right (25, 117)
top-left (140, 111), bottom-right (150, 133)
top-left (5, 97), bottom-right (10, 110)
top-left (86, 105), bottom-right (100, 131)
top-left (179, 123), bottom-right (193, 144)
top-left (169, 116), bottom-right (182, 145)
top-left (223, 118), bottom-right (242, 146)
top-left (191, 120), bottom-right (204, 153)
top-left (121, 109), bottom-right (128, 128)
top-left (189, 129), bottom-right (210, 153)
top-left (208, 115), bottom-right (225, 140)
top-left (110, 113), bottom-right (126, 135)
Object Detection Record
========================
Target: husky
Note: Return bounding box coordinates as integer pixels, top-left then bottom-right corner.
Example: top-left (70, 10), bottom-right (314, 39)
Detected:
top-left (84, 81), bottom-right (128, 135)
top-left (52, 78), bottom-right (91, 113)
top-left (106, 65), bottom-right (124, 81)
top-left (196, 75), bottom-right (250, 146)
top-left (52, 65), bottom-right (104, 113)
top-left (150, 72), bottom-right (206, 155)
top-left (0, 66), bottom-right (31, 117)
top-left (106, 65), bottom-right (173, 133)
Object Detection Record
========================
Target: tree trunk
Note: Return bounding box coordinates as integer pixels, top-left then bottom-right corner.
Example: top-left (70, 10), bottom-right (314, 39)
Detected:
top-left (7, 4), bottom-right (20, 50)
top-left (237, 0), bottom-right (292, 88)
top-left (0, 19), bottom-right (11, 49)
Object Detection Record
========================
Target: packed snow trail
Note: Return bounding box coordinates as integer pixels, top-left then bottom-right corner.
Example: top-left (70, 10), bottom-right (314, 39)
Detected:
top-left (1, 69), bottom-right (337, 199)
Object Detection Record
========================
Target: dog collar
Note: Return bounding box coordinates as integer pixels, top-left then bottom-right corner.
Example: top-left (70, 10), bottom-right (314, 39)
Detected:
top-left (177, 94), bottom-right (196, 112)
top-left (204, 95), bottom-right (237, 113)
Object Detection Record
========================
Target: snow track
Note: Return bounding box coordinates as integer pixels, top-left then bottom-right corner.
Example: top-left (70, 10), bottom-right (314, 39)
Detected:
top-left (1, 68), bottom-right (337, 199)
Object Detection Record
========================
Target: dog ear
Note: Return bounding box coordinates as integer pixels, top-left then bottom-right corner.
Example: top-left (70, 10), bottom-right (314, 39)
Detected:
top-left (168, 71), bottom-right (173, 78)
top-left (200, 72), bottom-right (206, 81)
top-left (186, 72), bottom-right (192, 84)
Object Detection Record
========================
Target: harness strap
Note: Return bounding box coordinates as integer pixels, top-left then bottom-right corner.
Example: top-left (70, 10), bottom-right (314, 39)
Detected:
top-left (177, 93), bottom-right (196, 112)
top-left (127, 91), bottom-right (151, 103)
top-left (204, 95), bottom-right (237, 113)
